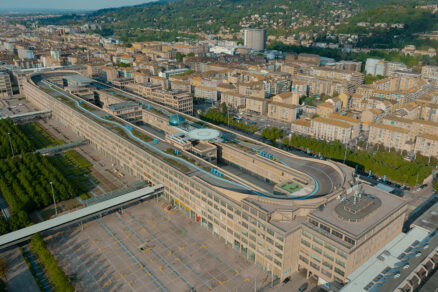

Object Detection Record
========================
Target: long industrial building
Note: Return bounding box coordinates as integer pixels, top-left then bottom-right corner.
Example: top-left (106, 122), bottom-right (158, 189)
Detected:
top-left (22, 71), bottom-right (408, 289)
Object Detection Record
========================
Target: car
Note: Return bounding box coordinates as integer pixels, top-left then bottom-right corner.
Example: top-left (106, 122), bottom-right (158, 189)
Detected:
top-left (282, 277), bottom-right (290, 284)
top-left (298, 283), bottom-right (308, 292)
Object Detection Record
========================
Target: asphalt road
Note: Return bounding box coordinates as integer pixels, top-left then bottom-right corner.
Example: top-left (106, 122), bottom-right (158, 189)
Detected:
top-left (237, 140), bottom-right (345, 197)
top-left (1, 248), bottom-right (40, 292)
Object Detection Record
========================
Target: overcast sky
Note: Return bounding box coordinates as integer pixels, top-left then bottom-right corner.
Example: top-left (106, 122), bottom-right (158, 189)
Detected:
top-left (0, 0), bottom-right (154, 11)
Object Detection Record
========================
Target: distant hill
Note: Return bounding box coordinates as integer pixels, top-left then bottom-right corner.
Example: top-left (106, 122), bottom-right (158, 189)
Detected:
top-left (35, 0), bottom-right (438, 47)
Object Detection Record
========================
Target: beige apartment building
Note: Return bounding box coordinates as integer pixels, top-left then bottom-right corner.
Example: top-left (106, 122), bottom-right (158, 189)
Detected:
top-left (414, 133), bottom-right (438, 158)
top-left (356, 74), bottom-right (431, 104)
top-left (329, 113), bottom-right (361, 139)
top-left (132, 71), bottom-right (150, 84)
top-left (360, 109), bottom-right (383, 131)
top-left (239, 81), bottom-right (266, 98)
top-left (291, 118), bottom-right (313, 136)
top-left (267, 102), bottom-right (298, 123)
top-left (317, 102), bottom-right (336, 118)
top-left (98, 67), bottom-right (119, 83)
top-left (271, 91), bottom-right (300, 105)
top-left (368, 123), bottom-right (410, 151)
top-left (221, 91), bottom-right (246, 110)
top-left (312, 117), bottom-right (353, 144)
top-left (411, 119), bottom-right (438, 140)
top-left (245, 96), bottom-right (268, 115)
top-left (292, 75), bottom-right (354, 96)
top-left (125, 82), bottom-right (193, 114)
top-left (309, 67), bottom-right (364, 88)
top-left (194, 85), bottom-right (218, 103)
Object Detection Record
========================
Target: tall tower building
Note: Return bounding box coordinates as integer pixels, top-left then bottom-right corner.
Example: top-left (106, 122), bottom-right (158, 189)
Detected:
top-left (243, 28), bottom-right (266, 51)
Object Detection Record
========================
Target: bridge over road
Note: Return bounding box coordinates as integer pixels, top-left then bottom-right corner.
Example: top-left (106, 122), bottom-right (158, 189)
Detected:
top-left (0, 184), bottom-right (164, 250)
top-left (1, 110), bottom-right (52, 124)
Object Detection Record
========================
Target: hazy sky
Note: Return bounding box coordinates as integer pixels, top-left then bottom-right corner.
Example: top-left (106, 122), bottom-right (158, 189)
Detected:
top-left (0, 0), bottom-right (154, 11)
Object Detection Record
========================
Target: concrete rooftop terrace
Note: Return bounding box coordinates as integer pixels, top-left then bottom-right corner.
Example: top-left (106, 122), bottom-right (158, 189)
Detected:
top-left (308, 184), bottom-right (407, 239)
top-left (31, 71), bottom-right (347, 204)
top-left (33, 76), bottom-right (280, 201)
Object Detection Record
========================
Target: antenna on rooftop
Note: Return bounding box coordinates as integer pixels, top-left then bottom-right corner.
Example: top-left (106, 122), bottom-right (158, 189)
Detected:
top-left (353, 184), bottom-right (363, 205)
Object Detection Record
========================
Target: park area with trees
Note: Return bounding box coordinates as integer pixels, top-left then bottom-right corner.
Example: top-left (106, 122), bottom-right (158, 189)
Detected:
top-left (200, 105), bottom-right (258, 134)
top-left (0, 120), bottom-right (95, 235)
top-left (0, 153), bottom-right (78, 215)
top-left (0, 119), bottom-right (34, 159)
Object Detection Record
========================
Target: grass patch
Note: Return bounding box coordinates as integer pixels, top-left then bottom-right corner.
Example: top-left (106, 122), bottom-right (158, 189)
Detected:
top-left (64, 150), bottom-right (92, 173)
top-left (132, 129), bottom-right (153, 142)
top-left (48, 154), bottom-right (96, 198)
top-left (20, 123), bottom-right (64, 149)
top-left (279, 182), bottom-right (303, 194)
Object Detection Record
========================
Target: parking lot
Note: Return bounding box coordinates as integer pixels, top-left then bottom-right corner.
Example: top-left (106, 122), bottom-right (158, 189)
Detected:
top-left (0, 96), bottom-right (37, 117)
top-left (46, 198), bottom-right (270, 291)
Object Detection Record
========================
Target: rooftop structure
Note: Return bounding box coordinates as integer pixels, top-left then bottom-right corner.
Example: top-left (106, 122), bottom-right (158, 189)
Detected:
top-left (63, 74), bottom-right (93, 87)
top-left (187, 128), bottom-right (221, 141)
top-left (169, 114), bottom-right (186, 126)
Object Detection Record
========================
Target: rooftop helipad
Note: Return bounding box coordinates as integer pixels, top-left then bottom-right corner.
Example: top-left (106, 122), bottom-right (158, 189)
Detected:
top-left (187, 128), bottom-right (221, 141)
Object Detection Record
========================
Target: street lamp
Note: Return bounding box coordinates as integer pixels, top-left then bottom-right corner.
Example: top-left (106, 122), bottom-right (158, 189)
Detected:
top-left (343, 148), bottom-right (348, 164)
top-left (7, 133), bottom-right (14, 157)
top-left (49, 182), bottom-right (58, 217)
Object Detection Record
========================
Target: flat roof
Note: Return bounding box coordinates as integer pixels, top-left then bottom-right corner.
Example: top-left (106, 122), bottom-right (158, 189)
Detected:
top-left (410, 198), bottom-right (438, 233)
top-left (64, 74), bottom-right (93, 84)
top-left (374, 183), bottom-right (395, 193)
top-left (342, 226), bottom-right (430, 292)
top-left (371, 123), bottom-right (409, 134)
top-left (309, 184), bottom-right (406, 238)
top-left (313, 117), bottom-right (352, 129)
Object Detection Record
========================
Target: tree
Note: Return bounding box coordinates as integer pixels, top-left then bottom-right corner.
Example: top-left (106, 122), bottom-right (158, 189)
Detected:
top-left (176, 52), bottom-right (186, 62)
top-left (0, 258), bottom-right (6, 278)
top-left (282, 133), bottom-right (434, 186)
top-left (221, 103), bottom-right (228, 115)
top-left (261, 127), bottom-right (285, 144)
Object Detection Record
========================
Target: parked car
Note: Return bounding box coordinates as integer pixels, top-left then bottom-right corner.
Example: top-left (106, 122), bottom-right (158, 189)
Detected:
top-left (298, 283), bottom-right (308, 292)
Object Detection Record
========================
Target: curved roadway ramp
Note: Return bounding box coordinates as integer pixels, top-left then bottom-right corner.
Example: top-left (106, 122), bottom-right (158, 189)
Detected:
top-left (237, 141), bottom-right (344, 198)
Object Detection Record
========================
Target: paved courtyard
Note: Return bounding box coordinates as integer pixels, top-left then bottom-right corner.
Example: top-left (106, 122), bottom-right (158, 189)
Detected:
top-left (46, 198), bottom-right (272, 291)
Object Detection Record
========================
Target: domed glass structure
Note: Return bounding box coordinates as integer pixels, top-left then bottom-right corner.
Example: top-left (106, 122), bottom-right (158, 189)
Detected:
top-left (169, 114), bottom-right (186, 126)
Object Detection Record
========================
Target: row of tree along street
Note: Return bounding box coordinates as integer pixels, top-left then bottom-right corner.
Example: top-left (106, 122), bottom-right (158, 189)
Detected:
top-left (260, 128), bottom-right (434, 187)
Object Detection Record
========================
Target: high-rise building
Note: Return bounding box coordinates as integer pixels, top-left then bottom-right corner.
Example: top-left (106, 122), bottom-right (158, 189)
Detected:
top-left (243, 28), bottom-right (266, 51)
top-left (50, 50), bottom-right (61, 60)
top-left (365, 58), bottom-right (385, 76)
top-left (0, 72), bottom-right (13, 98)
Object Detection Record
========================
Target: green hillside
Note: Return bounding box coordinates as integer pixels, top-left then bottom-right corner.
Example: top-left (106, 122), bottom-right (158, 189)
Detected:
top-left (35, 0), bottom-right (438, 46)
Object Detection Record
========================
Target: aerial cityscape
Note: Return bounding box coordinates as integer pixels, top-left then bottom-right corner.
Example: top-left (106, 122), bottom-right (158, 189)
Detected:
top-left (0, 0), bottom-right (437, 291)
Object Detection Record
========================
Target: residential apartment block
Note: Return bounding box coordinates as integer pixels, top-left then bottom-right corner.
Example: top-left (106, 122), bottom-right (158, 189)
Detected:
top-left (125, 82), bottom-right (193, 114)
top-left (312, 117), bottom-right (353, 144)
